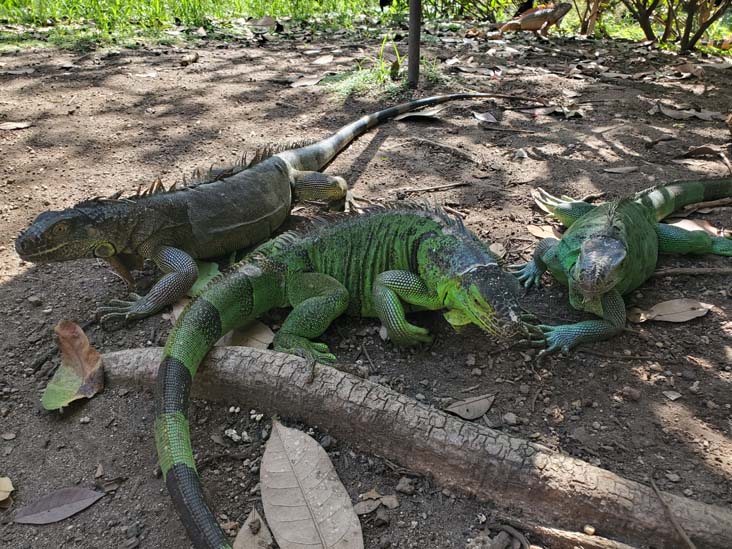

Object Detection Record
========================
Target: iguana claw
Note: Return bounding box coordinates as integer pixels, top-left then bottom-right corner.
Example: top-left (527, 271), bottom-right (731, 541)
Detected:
top-left (96, 293), bottom-right (149, 323)
top-left (273, 333), bottom-right (337, 365)
top-left (536, 324), bottom-right (576, 357)
top-left (508, 261), bottom-right (543, 289)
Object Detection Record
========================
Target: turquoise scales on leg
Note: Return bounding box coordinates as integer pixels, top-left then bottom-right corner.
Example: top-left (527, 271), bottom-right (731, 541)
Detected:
top-left (155, 204), bottom-right (544, 548)
top-left (513, 177), bottom-right (732, 355)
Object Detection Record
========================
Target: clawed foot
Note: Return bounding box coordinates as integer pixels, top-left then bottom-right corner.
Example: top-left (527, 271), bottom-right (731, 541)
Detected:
top-left (515, 322), bottom-right (547, 348)
top-left (343, 191), bottom-right (373, 214)
top-left (387, 323), bottom-right (433, 347)
top-left (535, 324), bottom-right (579, 358)
top-left (96, 293), bottom-right (151, 324)
top-left (508, 261), bottom-right (543, 289)
top-left (273, 333), bottom-right (337, 365)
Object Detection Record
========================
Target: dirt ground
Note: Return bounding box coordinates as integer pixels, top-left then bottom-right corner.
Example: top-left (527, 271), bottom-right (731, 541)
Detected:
top-left (1, 27), bottom-right (731, 549)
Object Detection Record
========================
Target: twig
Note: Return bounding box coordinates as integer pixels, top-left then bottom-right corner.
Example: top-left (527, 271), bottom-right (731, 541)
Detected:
top-left (682, 196), bottom-right (732, 211)
top-left (443, 205), bottom-right (466, 218)
top-left (578, 191), bottom-right (606, 202)
top-left (650, 476), bottom-right (697, 549)
top-left (652, 267), bottom-right (732, 277)
top-left (577, 349), bottom-right (652, 360)
top-left (478, 126), bottom-right (536, 134)
top-left (645, 135), bottom-right (677, 149)
top-left (361, 341), bottom-right (377, 374)
top-left (397, 181), bottom-right (472, 195)
top-left (408, 137), bottom-right (480, 164)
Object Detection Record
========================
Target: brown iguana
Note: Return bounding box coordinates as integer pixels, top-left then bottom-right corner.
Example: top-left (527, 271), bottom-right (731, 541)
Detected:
top-left (500, 3), bottom-right (572, 37)
top-left (15, 93), bottom-right (492, 322)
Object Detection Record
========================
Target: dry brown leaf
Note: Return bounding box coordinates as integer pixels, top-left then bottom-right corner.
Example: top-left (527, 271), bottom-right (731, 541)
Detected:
top-left (261, 420), bottom-right (364, 549)
top-left (14, 487), bottom-right (104, 524)
top-left (291, 74), bottom-right (325, 88)
top-left (444, 394), bottom-right (495, 420)
top-left (0, 477), bottom-right (14, 510)
top-left (677, 144), bottom-right (723, 158)
top-left (526, 225), bottom-right (561, 240)
top-left (233, 508), bottom-right (274, 549)
top-left (0, 121), bottom-right (32, 130)
top-left (312, 54), bottom-right (334, 65)
top-left (627, 299), bottom-right (713, 323)
top-left (472, 111), bottom-right (498, 123)
top-left (649, 102), bottom-right (725, 121)
top-left (489, 242), bottom-right (507, 259)
top-left (41, 321), bottom-right (104, 410)
top-left (667, 219), bottom-right (729, 238)
top-left (219, 321), bottom-right (275, 349)
top-left (353, 499), bottom-right (380, 515)
top-left (603, 166), bottom-right (638, 174)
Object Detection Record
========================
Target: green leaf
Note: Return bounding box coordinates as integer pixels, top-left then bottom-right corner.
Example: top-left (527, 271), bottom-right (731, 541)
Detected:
top-left (189, 260), bottom-right (221, 297)
top-left (41, 321), bottom-right (104, 411)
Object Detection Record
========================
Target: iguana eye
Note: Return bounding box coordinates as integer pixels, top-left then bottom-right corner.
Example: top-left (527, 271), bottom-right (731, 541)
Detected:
top-left (53, 223), bottom-right (68, 234)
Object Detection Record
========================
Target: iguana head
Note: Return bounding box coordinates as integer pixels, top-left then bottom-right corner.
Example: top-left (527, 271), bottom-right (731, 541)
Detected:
top-left (571, 235), bottom-right (626, 298)
top-left (16, 205), bottom-right (127, 263)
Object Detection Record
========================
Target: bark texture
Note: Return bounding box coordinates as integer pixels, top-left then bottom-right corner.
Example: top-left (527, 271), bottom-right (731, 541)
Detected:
top-left (104, 346), bottom-right (732, 549)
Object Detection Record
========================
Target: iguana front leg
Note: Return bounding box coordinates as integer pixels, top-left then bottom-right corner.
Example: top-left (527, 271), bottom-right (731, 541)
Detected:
top-left (372, 270), bottom-right (442, 346)
top-left (656, 223), bottom-right (732, 256)
top-left (273, 272), bottom-right (350, 365)
top-left (96, 245), bottom-right (198, 323)
top-left (510, 237), bottom-right (559, 288)
top-left (538, 289), bottom-right (626, 355)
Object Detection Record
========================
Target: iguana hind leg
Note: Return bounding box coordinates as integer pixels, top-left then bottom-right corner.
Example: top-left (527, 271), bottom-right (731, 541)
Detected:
top-left (291, 170), bottom-right (348, 203)
top-left (96, 246), bottom-right (198, 323)
top-left (538, 289), bottom-right (626, 356)
top-left (273, 272), bottom-right (350, 364)
top-left (656, 223), bottom-right (732, 256)
top-left (372, 270), bottom-right (442, 346)
top-left (532, 188), bottom-right (596, 227)
top-left (510, 237), bottom-right (559, 288)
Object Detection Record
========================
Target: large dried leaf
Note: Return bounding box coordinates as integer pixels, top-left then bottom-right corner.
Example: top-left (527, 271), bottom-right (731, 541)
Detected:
top-left (603, 166), bottom-right (638, 174)
top-left (393, 106), bottom-right (446, 121)
top-left (312, 54), bottom-right (334, 65)
top-left (261, 420), bottom-right (364, 549)
top-left (649, 102), bottom-right (725, 121)
top-left (14, 487), bottom-right (104, 524)
top-left (41, 321), bottom-right (104, 411)
top-left (291, 75), bottom-right (325, 88)
top-left (233, 508), bottom-right (274, 549)
top-left (472, 111), bottom-right (498, 123)
top-left (627, 299), bottom-right (713, 323)
top-left (444, 394), bottom-right (495, 420)
top-left (219, 321), bottom-right (275, 349)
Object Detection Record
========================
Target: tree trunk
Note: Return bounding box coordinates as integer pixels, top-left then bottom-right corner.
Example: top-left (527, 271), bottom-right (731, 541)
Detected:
top-left (105, 346), bottom-right (732, 549)
top-left (585, 0), bottom-right (603, 36)
top-left (408, 0), bottom-right (421, 88)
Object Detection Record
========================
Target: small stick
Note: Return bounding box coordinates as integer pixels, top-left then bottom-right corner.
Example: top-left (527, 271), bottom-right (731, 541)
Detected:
top-left (398, 181), bottom-right (472, 194)
top-left (653, 267), bottom-right (732, 277)
top-left (408, 137), bottom-right (480, 164)
top-left (645, 135), bottom-right (677, 148)
top-left (578, 191), bottom-right (606, 202)
top-left (361, 341), bottom-right (377, 374)
top-left (682, 196), bottom-right (732, 211)
top-left (650, 477), bottom-right (697, 549)
top-left (577, 349), bottom-right (652, 361)
top-left (479, 126), bottom-right (536, 134)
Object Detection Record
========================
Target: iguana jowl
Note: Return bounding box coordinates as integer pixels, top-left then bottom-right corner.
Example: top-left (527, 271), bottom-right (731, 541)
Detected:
top-left (156, 204), bottom-right (541, 549)
top-left (15, 93), bottom-right (492, 322)
top-left (512, 178), bottom-right (732, 354)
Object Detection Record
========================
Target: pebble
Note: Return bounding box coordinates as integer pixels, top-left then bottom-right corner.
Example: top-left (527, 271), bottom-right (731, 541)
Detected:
top-left (79, 416), bottom-right (90, 424)
top-left (396, 477), bottom-right (416, 495)
top-left (502, 412), bottom-right (519, 426)
top-left (621, 386), bottom-right (641, 401)
top-left (518, 384), bottom-right (530, 395)
top-left (124, 524), bottom-right (141, 538)
top-left (665, 473), bottom-right (681, 483)
top-left (470, 368), bottom-right (482, 377)
top-left (689, 381), bottom-right (700, 394)
top-left (374, 506), bottom-right (390, 527)
top-left (27, 295), bottom-right (42, 306)
top-left (583, 524), bottom-right (596, 536)
top-left (378, 537), bottom-right (392, 548)
top-left (124, 538), bottom-right (139, 548)
top-left (415, 393), bottom-right (425, 401)
top-left (465, 354), bottom-right (476, 367)
top-left (1, 432), bottom-right (15, 441)
top-left (320, 435), bottom-right (337, 449)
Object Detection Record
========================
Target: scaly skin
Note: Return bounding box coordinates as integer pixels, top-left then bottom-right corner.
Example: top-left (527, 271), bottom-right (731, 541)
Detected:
top-left (15, 93), bottom-right (495, 323)
top-left (156, 204), bottom-right (542, 549)
top-left (499, 2), bottom-right (571, 36)
top-left (512, 178), bottom-right (732, 355)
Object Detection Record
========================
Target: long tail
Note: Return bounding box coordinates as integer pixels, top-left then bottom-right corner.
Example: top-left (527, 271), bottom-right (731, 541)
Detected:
top-left (635, 177), bottom-right (732, 220)
top-left (155, 269), bottom-right (265, 549)
top-left (277, 93), bottom-right (495, 172)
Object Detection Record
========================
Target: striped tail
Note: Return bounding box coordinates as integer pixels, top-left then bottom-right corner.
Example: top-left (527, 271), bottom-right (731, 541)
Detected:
top-left (277, 93), bottom-right (495, 172)
top-left (155, 269), bottom-right (267, 549)
top-left (635, 177), bottom-right (732, 221)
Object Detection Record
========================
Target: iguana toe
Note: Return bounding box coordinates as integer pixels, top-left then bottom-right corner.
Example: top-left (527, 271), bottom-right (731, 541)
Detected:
top-left (388, 324), bottom-right (433, 347)
top-left (508, 262), bottom-right (543, 289)
top-left (273, 333), bottom-right (336, 365)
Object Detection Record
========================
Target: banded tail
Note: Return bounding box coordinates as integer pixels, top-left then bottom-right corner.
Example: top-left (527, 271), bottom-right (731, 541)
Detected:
top-left (635, 178), bottom-right (732, 221)
top-left (277, 93), bottom-right (495, 172)
top-left (155, 267), bottom-right (275, 549)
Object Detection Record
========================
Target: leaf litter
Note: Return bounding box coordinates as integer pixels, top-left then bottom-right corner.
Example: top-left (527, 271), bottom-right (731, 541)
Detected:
top-left (627, 299), bottom-right (714, 323)
top-left (14, 487), bottom-right (104, 524)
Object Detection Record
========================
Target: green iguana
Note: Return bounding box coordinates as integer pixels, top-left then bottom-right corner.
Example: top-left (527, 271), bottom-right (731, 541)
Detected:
top-left (15, 93), bottom-right (491, 323)
top-left (156, 204), bottom-right (542, 549)
top-left (499, 2), bottom-right (571, 36)
top-left (511, 178), bottom-right (732, 355)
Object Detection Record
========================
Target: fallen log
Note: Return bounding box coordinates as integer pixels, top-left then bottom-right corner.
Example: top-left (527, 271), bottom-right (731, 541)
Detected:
top-left (104, 346), bottom-right (732, 549)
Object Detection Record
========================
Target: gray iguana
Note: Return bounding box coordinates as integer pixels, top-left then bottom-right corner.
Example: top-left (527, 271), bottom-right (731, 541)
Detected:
top-left (15, 93), bottom-right (492, 322)
top-left (511, 178), bottom-right (732, 355)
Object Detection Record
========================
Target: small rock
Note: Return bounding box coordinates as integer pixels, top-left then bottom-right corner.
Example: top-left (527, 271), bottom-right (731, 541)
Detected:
top-left (354, 499), bottom-right (380, 516)
top-left (124, 538), bottom-right (139, 549)
top-left (662, 391), bottom-right (682, 402)
top-left (465, 354), bottom-right (476, 367)
top-left (320, 435), bottom-right (337, 449)
top-left (378, 536), bottom-right (392, 548)
top-left (374, 506), bottom-right (390, 527)
top-left (683, 488), bottom-right (693, 497)
top-left (79, 416), bottom-right (90, 424)
top-left (27, 295), bottom-right (42, 306)
top-left (583, 524), bottom-right (596, 536)
top-left (124, 524), bottom-right (141, 538)
top-left (665, 473), bottom-right (681, 483)
top-left (1, 432), bottom-right (16, 441)
top-left (471, 368), bottom-right (482, 377)
top-left (415, 393), bottom-right (425, 401)
top-left (706, 400), bottom-right (719, 410)
top-left (689, 381), bottom-right (700, 394)
top-left (380, 495), bottom-right (399, 509)
top-left (395, 477), bottom-right (416, 495)
top-left (224, 428), bottom-right (241, 442)
top-left (42, 308), bottom-right (53, 314)
top-left (502, 412), bottom-right (519, 426)
top-left (518, 384), bottom-right (530, 395)
top-left (621, 386), bottom-right (641, 401)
